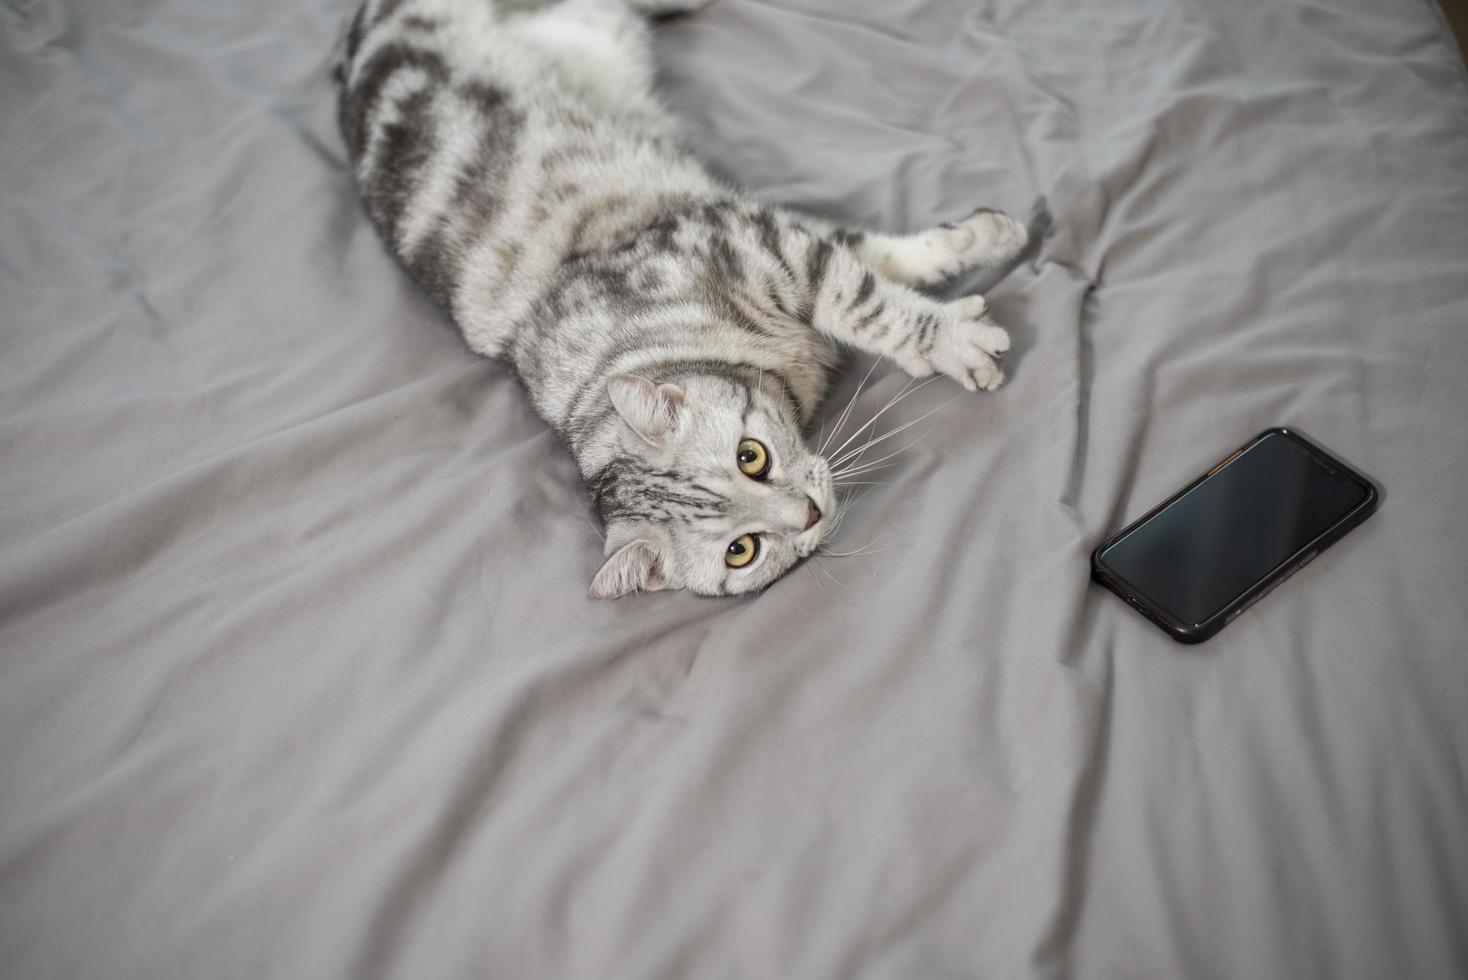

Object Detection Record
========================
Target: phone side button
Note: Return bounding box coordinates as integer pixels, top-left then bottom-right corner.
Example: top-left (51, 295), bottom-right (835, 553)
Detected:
top-left (1299, 549), bottom-right (1319, 567)
top-left (1231, 576), bottom-right (1284, 625)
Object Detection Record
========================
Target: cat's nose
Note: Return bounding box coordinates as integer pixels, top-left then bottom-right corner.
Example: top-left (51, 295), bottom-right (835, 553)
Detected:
top-left (804, 498), bottom-right (822, 530)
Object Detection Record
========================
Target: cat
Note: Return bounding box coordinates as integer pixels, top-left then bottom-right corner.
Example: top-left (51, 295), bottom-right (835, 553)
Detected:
top-left (335, 0), bottom-right (1029, 598)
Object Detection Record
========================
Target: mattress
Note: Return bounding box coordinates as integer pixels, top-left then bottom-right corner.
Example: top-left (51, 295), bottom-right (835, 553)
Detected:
top-left (2, 0), bottom-right (1466, 976)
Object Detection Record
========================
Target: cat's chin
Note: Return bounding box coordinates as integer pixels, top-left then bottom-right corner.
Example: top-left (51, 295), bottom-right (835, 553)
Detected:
top-left (794, 526), bottom-right (826, 559)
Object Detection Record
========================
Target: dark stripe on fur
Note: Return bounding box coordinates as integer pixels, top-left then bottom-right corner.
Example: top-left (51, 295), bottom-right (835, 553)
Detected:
top-left (852, 300), bottom-right (885, 334)
top-left (710, 236), bottom-right (743, 282)
top-left (372, 0), bottom-right (410, 28)
top-left (345, 43), bottom-right (448, 160)
top-left (344, 5), bottom-right (367, 63)
top-left (591, 455), bottom-right (729, 526)
top-left (915, 312), bottom-right (938, 355)
top-left (805, 238), bottom-right (834, 296)
top-left (362, 86), bottom-right (437, 242)
top-left (751, 210), bottom-right (796, 281)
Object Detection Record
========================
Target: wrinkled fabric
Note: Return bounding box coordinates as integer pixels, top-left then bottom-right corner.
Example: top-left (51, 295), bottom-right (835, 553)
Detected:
top-left (2, 0), bottom-right (1466, 977)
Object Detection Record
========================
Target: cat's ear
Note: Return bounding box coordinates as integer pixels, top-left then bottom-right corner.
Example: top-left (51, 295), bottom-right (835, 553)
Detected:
top-left (607, 374), bottom-right (684, 447)
top-left (590, 538), bottom-right (671, 600)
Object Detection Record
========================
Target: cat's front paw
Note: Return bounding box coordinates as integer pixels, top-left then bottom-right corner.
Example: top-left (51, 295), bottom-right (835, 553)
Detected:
top-left (937, 208), bottom-right (1030, 270)
top-left (897, 295), bottom-right (1008, 392)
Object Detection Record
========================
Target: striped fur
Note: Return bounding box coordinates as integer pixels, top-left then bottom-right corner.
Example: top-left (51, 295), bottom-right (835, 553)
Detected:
top-left (336, 0), bottom-right (1029, 597)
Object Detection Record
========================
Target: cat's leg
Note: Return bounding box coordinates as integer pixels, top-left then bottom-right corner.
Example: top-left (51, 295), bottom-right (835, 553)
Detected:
top-left (627, 0), bottom-right (718, 13)
top-left (510, 0), bottom-right (715, 104)
top-left (802, 240), bottom-right (1011, 391)
top-left (840, 208), bottom-right (1029, 289)
top-left (510, 0), bottom-right (662, 107)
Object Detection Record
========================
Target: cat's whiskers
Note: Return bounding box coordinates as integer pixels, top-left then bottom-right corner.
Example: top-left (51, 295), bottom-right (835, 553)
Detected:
top-left (793, 383), bottom-right (824, 429)
top-left (817, 358), bottom-right (881, 457)
top-left (827, 481), bottom-right (869, 519)
top-left (811, 556), bottom-right (848, 591)
top-left (803, 560), bottom-right (839, 601)
top-left (818, 525), bottom-right (896, 558)
top-left (824, 484), bottom-right (873, 538)
top-left (823, 375), bottom-right (940, 466)
top-left (829, 392), bottom-right (963, 474)
top-left (830, 484), bottom-right (856, 520)
top-left (832, 436), bottom-right (928, 481)
top-left (818, 545), bottom-right (897, 558)
top-left (834, 467), bottom-right (898, 487)
top-left (826, 504), bottom-right (848, 538)
top-left (814, 491), bottom-right (897, 559)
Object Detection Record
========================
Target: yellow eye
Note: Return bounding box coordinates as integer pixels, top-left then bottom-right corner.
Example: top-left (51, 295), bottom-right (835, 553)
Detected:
top-left (736, 438), bottom-right (770, 479)
top-left (725, 533), bottom-right (760, 568)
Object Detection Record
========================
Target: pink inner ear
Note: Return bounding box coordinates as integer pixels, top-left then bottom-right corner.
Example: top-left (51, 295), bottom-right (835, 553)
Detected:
top-left (608, 375), bottom-right (684, 444)
top-left (643, 551), bottom-right (669, 590)
top-left (653, 382), bottom-right (685, 420)
top-left (590, 538), bottom-right (667, 599)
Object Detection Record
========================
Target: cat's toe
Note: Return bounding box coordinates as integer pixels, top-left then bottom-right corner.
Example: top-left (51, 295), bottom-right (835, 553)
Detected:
top-left (927, 324), bottom-right (1007, 392)
top-left (970, 356), bottom-right (1005, 391)
top-left (952, 293), bottom-right (989, 319)
top-left (958, 208), bottom-right (1030, 264)
top-left (976, 324), bottom-right (1010, 356)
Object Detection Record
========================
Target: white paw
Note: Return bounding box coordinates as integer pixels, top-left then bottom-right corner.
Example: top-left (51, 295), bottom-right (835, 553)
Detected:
top-left (976, 324), bottom-right (1010, 355)
top-left (936, 223), bottom-right (977, 254)
top-left (948, 208), bottom-right (1029, 267)
top-left (951, 293), bottom-right (989, 319)
top-left (968, 355), bottom-right (1005, 392)
top-left (904, 299), bottom-right (1008, 392)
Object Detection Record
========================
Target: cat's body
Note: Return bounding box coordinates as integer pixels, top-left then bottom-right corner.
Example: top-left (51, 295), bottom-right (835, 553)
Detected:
top-left (337, 0), bottom-right (1029, 597)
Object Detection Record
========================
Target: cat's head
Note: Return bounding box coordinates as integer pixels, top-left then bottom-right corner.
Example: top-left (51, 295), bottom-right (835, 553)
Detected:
top-left (589, 372), bottom-right (833, 599)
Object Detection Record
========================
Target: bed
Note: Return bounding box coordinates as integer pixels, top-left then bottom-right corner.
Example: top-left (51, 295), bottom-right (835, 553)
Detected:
top-left (2, 0), bottom-right (1466, 976)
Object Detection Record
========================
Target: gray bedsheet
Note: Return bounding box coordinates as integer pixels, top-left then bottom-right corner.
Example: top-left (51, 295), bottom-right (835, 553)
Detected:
top-left (3, 0), bottom-right (1467, 976)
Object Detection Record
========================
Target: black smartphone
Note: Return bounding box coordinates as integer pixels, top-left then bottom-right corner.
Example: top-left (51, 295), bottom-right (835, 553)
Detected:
top-left (1091, 427), bottom-right (1378, 644)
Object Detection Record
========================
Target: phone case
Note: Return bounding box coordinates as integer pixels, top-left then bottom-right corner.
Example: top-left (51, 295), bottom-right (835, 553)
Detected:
top-left (1090, 427), bottom-right (1380, 644)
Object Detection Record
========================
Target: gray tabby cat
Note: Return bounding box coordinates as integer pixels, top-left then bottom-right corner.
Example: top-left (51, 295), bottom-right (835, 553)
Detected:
top-left (336, 0), bottom-right (1029, 598)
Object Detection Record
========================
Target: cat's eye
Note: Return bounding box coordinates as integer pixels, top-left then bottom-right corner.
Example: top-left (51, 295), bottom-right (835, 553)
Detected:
top-left (736, 439), bottom-right (770, 480)
top-left (725, 533), bottom-right (760, 568)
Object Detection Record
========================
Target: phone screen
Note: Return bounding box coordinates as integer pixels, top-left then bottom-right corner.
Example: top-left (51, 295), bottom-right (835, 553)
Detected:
top-left (1096, 431), bottom-right (1371, 627)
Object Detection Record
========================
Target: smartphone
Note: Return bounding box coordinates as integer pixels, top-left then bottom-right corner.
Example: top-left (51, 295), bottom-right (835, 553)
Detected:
top-left (1091, 427), bottom-right (1378, 644)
